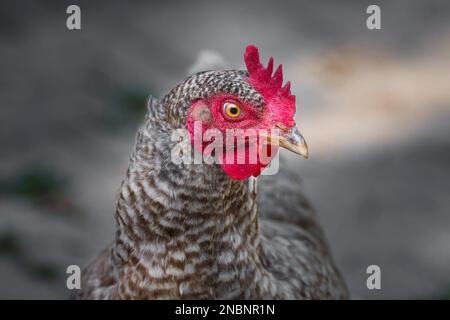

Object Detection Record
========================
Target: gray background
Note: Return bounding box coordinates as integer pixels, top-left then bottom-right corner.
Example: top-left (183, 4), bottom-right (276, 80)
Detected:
top-left (1, 0), bottom-right (450, 299)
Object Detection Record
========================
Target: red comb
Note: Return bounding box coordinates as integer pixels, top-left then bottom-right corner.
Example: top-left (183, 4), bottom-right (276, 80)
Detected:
top-left (244, 45), bottom-right (295, 103)
top-left (244, 45), bottom-right (296, 126)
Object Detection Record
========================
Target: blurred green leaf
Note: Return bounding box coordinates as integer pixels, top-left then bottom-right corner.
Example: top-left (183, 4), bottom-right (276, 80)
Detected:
top-left (117, 89), bottom-right (148, 117)
top-left (0, 231), bottom-right (21, 254)
top-left (28, 262), bottom-right (59, 280)
top-left (100, 88), bottom-right (155, 131)
top-left (433, 287), bottom-right (450, 300)
top-left (13, 167), bottom-right (65, 199)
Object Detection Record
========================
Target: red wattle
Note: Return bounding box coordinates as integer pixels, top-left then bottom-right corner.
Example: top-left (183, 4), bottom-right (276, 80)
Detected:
top-left (221, 162), bottom-right (265, 180)
top-left (220, 144), bottom-right (278, 180)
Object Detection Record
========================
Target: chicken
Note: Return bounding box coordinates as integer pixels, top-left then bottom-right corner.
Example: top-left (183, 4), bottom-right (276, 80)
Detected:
top-left (75, 45), bottom-right (348, 299)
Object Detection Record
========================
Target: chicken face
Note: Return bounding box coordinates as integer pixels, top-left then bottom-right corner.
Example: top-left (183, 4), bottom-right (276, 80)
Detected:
top-left (185, 45), bottom-right (308, 180)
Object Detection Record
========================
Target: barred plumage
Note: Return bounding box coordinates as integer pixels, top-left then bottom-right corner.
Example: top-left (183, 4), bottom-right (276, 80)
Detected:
top-left (75, 63), bottom-right (348, 299)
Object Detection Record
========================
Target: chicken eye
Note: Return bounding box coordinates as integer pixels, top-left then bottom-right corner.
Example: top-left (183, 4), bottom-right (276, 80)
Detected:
top-left (223, 102), bottom-right (242, 118)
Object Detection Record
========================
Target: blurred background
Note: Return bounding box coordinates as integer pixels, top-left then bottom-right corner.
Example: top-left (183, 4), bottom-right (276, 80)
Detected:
top-left (1, 0), bottom-right (450, 299)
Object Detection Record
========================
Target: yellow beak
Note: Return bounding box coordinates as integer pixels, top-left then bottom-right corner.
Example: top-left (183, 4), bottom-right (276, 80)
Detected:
top-left (278, 126), bottom-right (309, 159)
top-left (261, 125), bottom-right (309, 159)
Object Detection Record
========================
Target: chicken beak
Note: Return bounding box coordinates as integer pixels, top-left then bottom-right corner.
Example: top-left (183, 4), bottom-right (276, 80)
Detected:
top-left (261, 126), bottom-right (309, 159)
top-left (278, 126), bottom-right (309, 158)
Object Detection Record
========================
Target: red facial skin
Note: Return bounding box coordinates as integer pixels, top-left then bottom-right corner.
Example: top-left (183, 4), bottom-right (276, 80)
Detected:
top-left (186, 45), bottom-right (297, 180)
top-left (186, 94), bottom-right (279, 180)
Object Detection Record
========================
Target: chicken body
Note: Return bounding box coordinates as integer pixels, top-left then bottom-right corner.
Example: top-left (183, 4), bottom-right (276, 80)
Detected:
top-left (75, 69), bottom-right (348, 299)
